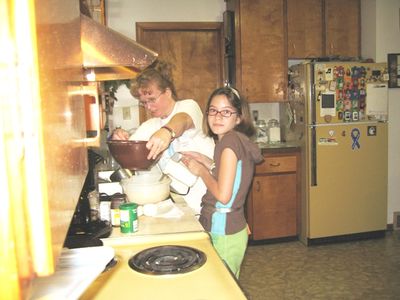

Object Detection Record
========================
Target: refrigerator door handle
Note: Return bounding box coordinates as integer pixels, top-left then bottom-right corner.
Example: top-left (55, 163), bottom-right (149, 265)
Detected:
top-left (311, 125), bottom-right (317, 186)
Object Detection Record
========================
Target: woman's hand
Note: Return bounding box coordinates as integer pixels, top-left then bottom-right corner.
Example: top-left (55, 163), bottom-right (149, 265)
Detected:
top-left (146, 127), bottom-right (173, 160)
top-left (111, 128), bottom-right (130, 140)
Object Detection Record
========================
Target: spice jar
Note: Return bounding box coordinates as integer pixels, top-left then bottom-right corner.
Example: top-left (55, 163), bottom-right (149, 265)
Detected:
top-left (110, 193), bottom-right (127, 227)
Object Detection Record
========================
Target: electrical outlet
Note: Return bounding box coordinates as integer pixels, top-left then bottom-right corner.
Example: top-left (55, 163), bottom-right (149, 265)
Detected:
top-left (394, 212), bottom-right (400, 230)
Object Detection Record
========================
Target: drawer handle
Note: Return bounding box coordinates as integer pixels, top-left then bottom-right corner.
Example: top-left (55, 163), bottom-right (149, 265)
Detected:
top-left (269, 162), bottom-right (281, 167)
top-left (256, 181), bottom-right (260, 192)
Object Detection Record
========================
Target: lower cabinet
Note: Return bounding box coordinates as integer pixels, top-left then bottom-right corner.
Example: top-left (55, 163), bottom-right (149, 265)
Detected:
top-left (246, 151), bottom-right (300, 240)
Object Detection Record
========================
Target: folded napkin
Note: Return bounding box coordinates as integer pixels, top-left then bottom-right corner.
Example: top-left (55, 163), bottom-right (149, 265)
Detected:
top-left (143, 199), bottom-right (184, 218)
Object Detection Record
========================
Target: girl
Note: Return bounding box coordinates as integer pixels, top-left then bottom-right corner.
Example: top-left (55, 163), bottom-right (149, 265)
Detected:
top-left (182, 86), bottom-right (263, 278)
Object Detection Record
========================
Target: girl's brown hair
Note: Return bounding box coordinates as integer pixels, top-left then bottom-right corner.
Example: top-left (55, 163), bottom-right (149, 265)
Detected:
top-left (203, 87), bottom-right (256, 139)
top-left (130, 60), bottom-right (178, 100)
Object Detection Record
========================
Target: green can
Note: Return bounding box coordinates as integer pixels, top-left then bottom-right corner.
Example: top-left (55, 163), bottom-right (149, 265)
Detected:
top-left (119, 202), bottom-right (138, 233)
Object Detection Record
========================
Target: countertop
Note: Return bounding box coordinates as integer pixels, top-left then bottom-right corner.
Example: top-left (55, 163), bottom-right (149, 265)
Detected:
top-left (106, 193), bottom-right (204, 239)
top-left (256, 141), bottom-right (301, 154)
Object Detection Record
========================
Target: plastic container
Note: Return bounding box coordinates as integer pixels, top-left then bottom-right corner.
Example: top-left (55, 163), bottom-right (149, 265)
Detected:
top-left (120, 202), bottom-right (138, 233)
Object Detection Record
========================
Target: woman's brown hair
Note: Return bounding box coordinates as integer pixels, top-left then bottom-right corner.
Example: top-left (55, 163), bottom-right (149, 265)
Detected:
top-left (130, 60), bottom-right (178, 100)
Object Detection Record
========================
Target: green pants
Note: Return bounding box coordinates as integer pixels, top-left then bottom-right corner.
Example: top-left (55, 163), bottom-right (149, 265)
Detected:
top-left (210, 227), bottom-right (248, 278)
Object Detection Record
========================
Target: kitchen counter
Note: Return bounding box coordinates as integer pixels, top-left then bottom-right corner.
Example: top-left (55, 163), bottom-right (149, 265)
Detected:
top-left (107, 193), bottom-right (204, 239)
top-left (256, 141), bottom-right (301, 154)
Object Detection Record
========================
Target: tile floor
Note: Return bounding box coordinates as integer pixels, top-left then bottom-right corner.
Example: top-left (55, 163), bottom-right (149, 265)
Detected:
top-left (239, 230), bottom-right (400, 300)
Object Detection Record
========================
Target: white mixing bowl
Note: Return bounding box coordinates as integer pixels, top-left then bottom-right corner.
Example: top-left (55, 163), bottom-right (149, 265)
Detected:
top-left (120, 175), bottom-right (171, 205)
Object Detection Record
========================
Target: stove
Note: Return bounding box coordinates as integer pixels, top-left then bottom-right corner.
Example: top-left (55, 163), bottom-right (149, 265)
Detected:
top-left (128, 245), bottom-right (207, 275)
top-left (80, 231), bottom-right (247, 300)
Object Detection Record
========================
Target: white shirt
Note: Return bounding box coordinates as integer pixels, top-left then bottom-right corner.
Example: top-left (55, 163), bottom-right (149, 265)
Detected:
top-left (130, 99), bottom-right (215, 215)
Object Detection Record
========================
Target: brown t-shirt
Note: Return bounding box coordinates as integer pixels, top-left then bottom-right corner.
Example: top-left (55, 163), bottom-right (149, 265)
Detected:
top-left (199, 131), bottom-right (263, 235)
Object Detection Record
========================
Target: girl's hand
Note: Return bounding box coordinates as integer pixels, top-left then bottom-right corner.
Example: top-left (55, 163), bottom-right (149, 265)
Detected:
top-left (180, 151), bottom-right (214, 170)
top-left (181, 154), bottom-right (206, 176)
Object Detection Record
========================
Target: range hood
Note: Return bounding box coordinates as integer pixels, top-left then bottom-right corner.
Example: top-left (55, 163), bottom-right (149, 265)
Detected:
top-left (80, 14), bottom-right (158, 81)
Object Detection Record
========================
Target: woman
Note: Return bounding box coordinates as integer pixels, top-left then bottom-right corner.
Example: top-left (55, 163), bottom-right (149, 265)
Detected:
top-left (112, 60), bottom-right (214, 214)
top-left (181, 86), bottom-right (263, 278)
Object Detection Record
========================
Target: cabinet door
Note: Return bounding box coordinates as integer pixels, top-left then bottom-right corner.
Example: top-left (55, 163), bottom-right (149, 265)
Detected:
top-left (250, 173), bottom-right (297, 240)
top-left (287, 0), bottom-right (323, 58)
top-left (230, 0), bottom-right (287, 102)
top-left (324, 0), bottom-right (360, 57)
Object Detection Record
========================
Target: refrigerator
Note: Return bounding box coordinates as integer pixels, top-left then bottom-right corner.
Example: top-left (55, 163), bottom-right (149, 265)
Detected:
top-left (284, 61), bottom-right (389, 245)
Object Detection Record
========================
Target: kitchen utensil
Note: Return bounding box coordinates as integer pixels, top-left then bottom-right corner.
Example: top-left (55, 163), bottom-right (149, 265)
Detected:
top-left (110, 168), bottom-right (132, 182)
top-left (107, 140), bottom-right (155, 170)
top-left (120, 175), bottom-right (171, 205)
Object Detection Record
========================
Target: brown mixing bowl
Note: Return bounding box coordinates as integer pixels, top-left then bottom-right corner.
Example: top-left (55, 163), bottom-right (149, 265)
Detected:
top-left (107, 140), bottom-right (155, 170)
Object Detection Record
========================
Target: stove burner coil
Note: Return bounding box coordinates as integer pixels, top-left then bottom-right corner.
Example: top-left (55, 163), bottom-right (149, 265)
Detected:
top-left (128, 245), bottom-right (207, 275)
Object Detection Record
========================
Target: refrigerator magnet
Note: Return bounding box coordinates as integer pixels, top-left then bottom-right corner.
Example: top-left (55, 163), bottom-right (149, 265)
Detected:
top-left (367, 126), bottom-right (377, 136)
top-left (351, 128), bottom-right (361, 150)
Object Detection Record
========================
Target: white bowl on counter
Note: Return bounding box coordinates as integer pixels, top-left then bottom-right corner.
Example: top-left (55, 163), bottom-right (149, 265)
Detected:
top-left (120, 175), bottom-right (171, 205)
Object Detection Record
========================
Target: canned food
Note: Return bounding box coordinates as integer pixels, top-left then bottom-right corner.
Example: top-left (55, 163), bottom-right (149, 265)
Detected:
top-left (120, 202), bottom-right (138, 233)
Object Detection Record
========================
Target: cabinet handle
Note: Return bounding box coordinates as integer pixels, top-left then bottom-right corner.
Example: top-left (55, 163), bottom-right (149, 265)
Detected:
top-left (269, 162), bottom-right (281, 167)
top-left (255, 181), bottom-right (260, 192)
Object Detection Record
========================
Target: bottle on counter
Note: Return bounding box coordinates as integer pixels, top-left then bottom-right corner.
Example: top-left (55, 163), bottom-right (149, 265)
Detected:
top-left (99, 193), bottom-right (112, 224)
top-left (110, 193), bottom-right (127, 227)
top-left (267, 119), bottom-right (281, 144)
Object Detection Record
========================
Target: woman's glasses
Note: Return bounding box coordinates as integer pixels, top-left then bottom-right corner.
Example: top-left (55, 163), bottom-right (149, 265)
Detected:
top-left (138, 92), bottom-right (164, 107)
top-left (206, 108), bottom-right (238, 118)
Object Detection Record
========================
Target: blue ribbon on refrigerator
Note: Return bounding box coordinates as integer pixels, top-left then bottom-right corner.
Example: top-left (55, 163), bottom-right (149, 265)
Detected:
top-left (351, 128), bottom-right (360, 149)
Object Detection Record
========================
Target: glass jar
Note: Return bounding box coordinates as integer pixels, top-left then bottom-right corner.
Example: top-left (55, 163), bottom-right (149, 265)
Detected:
top-left (267, 119), bottom-right (281, 144)
top-left (255, 120), bottom-right (268, 143)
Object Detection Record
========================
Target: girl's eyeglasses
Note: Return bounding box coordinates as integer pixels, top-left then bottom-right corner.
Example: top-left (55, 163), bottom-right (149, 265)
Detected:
top-left (206, 108), bottom-right (238, 118)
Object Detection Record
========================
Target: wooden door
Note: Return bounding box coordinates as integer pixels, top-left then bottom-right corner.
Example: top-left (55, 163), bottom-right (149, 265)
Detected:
top-left (324, 0), bottom-right (361, 57)
top-left (136, 22), bottom-right (223, 122)
top-left (287, 0), bottom-right (324, 58)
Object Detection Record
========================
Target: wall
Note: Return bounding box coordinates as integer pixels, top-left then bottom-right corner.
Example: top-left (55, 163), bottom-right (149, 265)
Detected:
top-left (362, 0), bottom-right (400, 224)
top-left (106, 0), bottom-right (280, 132)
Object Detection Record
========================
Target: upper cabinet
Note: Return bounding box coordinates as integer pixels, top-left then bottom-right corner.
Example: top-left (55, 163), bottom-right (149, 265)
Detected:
top-left (324, 0), bottom-right (360, 57)
top-left (225, 0), bottom-right (361, 102)
top-left (287, 0), bottom-right (360, 59)
top-left (287, 0), bottom-right (324, 58)
top-left (226, 0), bottom-right (287, 103)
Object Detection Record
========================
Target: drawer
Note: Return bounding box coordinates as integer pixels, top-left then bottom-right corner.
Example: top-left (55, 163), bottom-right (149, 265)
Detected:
top-left (256, 155), bottom-right (297, 174)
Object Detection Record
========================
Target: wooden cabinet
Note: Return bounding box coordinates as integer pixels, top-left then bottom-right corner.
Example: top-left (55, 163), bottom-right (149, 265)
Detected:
top-left (324, 0), bottom-right (360, 57)
top-left (246, 151), bottom-right (300, 240)
top-left (287, 0), bottom-right (360, 59)
top-left (226, 0), bottom-right (287, 103)
top-left (287, 0), bottom-right (324, 58)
